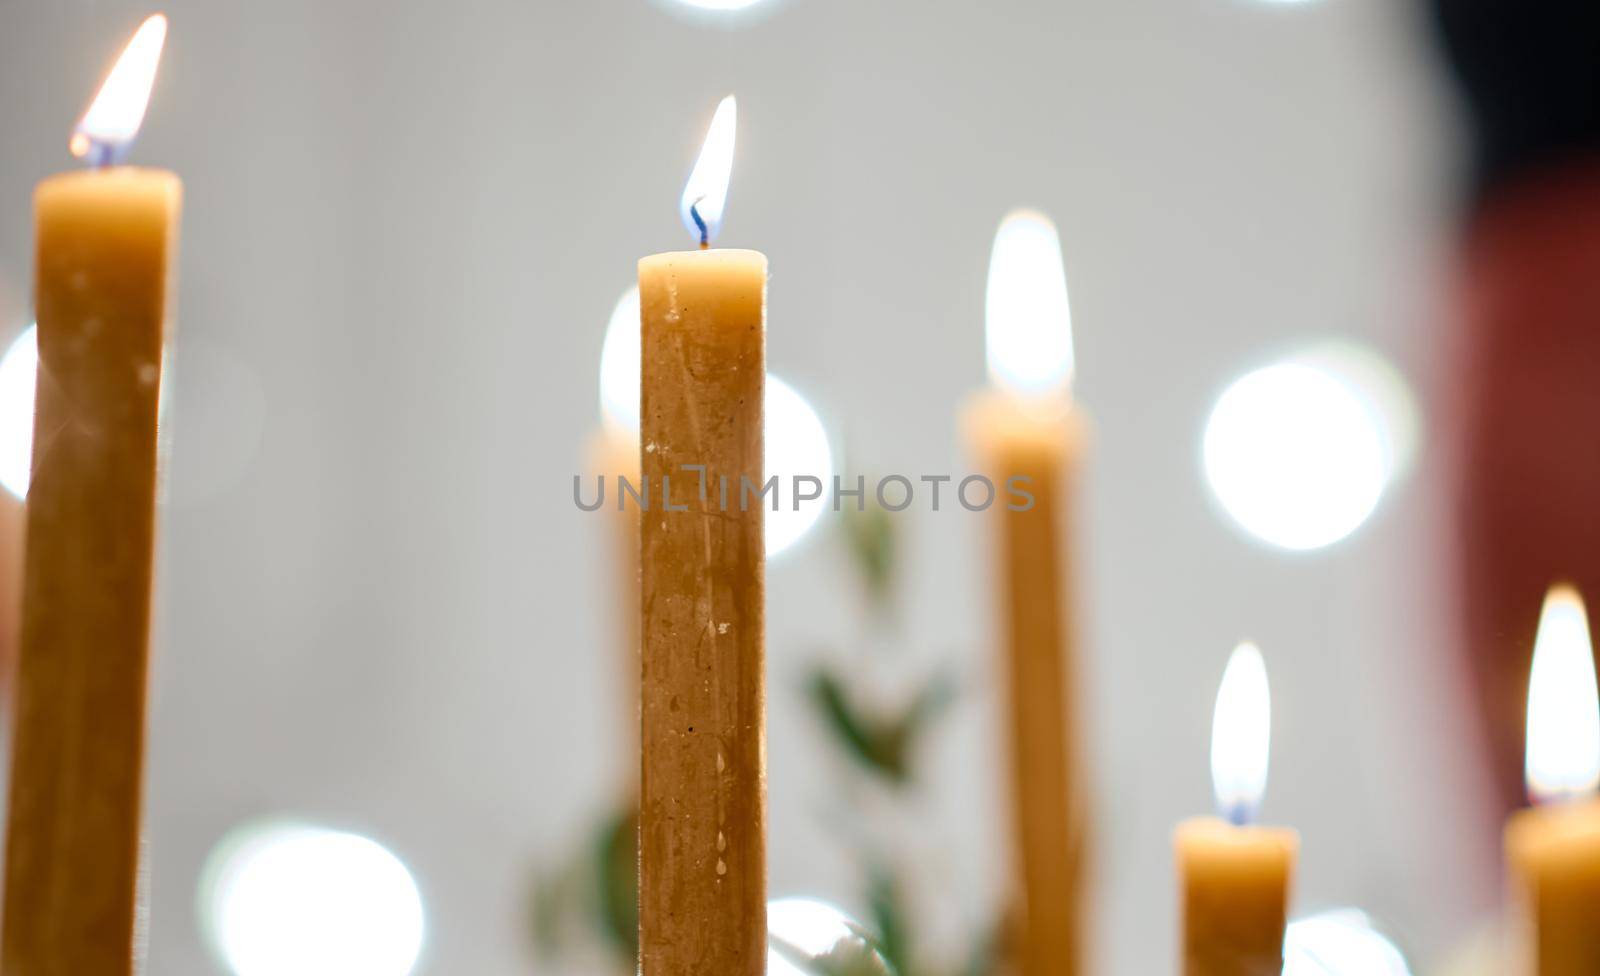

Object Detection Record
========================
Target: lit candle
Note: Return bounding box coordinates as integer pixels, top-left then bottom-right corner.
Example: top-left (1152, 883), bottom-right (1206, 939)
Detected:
top-left (1174, 643), bottom-right (1298, 976)
top-left (1505, 584), bottom-right (1600, 976)
top-left (1, 14), bottom-right (181, 974)
top-left (960, 209), bottom-right (1088, 976)
top-left (638, 95), bottom-right (768, 976)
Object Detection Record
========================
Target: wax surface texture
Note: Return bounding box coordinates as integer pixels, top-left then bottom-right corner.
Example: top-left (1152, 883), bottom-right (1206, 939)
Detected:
top-left (2, 166), bottom-right (180, 975)
top-left (1506, 799), bottom-right (1600, 975)
top-left (639, 248), bottom-right (767, 976)
top-left (965, 390), bottom-right (1090, 976)
top-left (1175, 816), bottom-right (1298, 976)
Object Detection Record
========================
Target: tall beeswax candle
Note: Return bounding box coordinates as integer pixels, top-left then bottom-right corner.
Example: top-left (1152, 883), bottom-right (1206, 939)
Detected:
top-left (962, 210), bottom-right (1088, 976)
top-left (2, 16), bottom-right (180, 975)
top-left (638, 96), bottom-right (768, 976)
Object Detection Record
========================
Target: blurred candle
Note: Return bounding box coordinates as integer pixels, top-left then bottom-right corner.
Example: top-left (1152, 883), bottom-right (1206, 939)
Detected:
top-left (961, 209), bottom-right (1088, 976)
top-left (594, 285), bottom-right (643, 778)
top-left (638, 95), bottom-right (768, 976)
top-left (1174, 643), bottom-right (1298, 976)
top-left (1, 14), bottom-right (181, 974)
top-left (1505, 584), bottom-right (1600, 976)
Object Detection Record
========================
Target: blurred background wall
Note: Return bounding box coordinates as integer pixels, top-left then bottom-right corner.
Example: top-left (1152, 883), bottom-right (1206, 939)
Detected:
top-left (0, 0), bottom-right (1495, 971)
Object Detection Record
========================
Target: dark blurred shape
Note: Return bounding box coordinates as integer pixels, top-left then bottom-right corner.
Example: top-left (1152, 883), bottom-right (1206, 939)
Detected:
top-left (1452, 167), bottom-right (1600, 813)
top-left (1431, 0), bottom-right (1600, 818)
top-left (1431, 0), bottom-right (1600, 193)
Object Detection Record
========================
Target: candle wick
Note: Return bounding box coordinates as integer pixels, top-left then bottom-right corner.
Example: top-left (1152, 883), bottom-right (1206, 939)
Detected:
top-left (1223, 803), bottom-right (1252, 828)
top-left (75, 136), bottom-right (123, 170)
top-left (690, 197), bottom-right (710, 248)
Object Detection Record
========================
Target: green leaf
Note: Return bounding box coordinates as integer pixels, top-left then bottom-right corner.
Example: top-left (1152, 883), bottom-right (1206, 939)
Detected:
top-left (866, 863), bottom-right (915, 976)
top-left (593, 803), bottom-right (640, 960)
top-left (806, 667), bottom-right (959, 786)
top-left (808, 668), bottom-right (905, 781)
top-left (840, 501), bottom-right (897, 613)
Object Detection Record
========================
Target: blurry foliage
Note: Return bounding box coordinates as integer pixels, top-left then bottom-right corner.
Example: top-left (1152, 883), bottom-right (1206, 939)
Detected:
top-left (807, 667), bottom-right (956, 785)
top-left (532, 497), bottom-right (997, 976)
top-left (530, 804), bottom-right (637, 966)
top-left (865, 862), bottom-right (1000, 976)
top-left (841, 500), bottom-right (897, 615)
top-left (806, 502), bottom-right (1004, 976)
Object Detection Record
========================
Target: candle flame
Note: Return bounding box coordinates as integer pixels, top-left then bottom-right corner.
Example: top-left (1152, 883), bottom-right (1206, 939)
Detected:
top-left (679, 95), bottom-right (737, 247)
top-left (1526, 583), bottom-right (1600, 804)
top-left (985, 209), bottom-right (1074, 397)
top-left (71, 13), bottom-right (168, 166)
top-left (1210, 641), bottom-right (1271, 825)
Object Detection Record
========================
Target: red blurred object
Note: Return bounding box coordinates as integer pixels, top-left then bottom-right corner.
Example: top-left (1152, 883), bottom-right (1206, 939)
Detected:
top-left (1453, 158), bottom-right (1600, 818)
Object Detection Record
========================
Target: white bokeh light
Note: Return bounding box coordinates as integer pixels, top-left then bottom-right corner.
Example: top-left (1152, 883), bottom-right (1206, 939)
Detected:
top-left (0, 325), bottom-right (37, 500)
top-left (1203, 345), bottom-right (1415, 551)
top-left (598, 286), bottom-right (641, 436)
top-left (202, 823), bottom-right (425, 976)
top-left (596, 290), bottom-right (833, 558)
top-left (1284, 909), bottom-right (1411, 975)
top-left (768, 897), bottom-right (889, 976)
top-left (669, 0), bottom-right (775, 10)
top-left (765, 375), bottom-right (833, 558)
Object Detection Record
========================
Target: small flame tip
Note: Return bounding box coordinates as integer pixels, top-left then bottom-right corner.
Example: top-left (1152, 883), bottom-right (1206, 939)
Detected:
top-left (1526, 581), bottom-right (1600, 803)
top-left (1000, 206), bottom-right (1053, 225)
top-left (678, 94), bottom-right (738, 246)
top-left (70, 12), bottom-right (169, 166)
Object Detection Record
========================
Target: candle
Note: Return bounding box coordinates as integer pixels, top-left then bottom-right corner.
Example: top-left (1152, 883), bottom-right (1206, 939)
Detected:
top-left (638, 95), bottom-right (768, 976)
top-left (961, 209), bottom-right (1088, 976)
top-left (1505, 584), bottom-right (1600, 976)
top-left (1174, 642), bottom-right (1298, 976)
top-left (0, 14), bottom-right (180, 974)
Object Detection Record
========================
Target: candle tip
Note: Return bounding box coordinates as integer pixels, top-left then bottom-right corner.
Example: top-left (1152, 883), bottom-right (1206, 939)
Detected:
top-left (985, 209), bottom-right (1074, 397)
top-left (1210, 641), bottom-right (1271, 825)
top-left (71, 13), bottom-right (168, 167)
top-left (679, 95), bottom-right (737, 246)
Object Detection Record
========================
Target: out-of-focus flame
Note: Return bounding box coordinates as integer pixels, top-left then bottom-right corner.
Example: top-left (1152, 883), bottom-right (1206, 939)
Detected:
top-left (71, 13), bottom-right (168, 165)
top-left (679, 95), bottom-right (737, 246)
top-left (1211, 641), bottom-right (1271, 825)
top-left (985, 208), bottom-right (1074, 397)
top-left (1526, 584), bottom-right (1600, 804)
